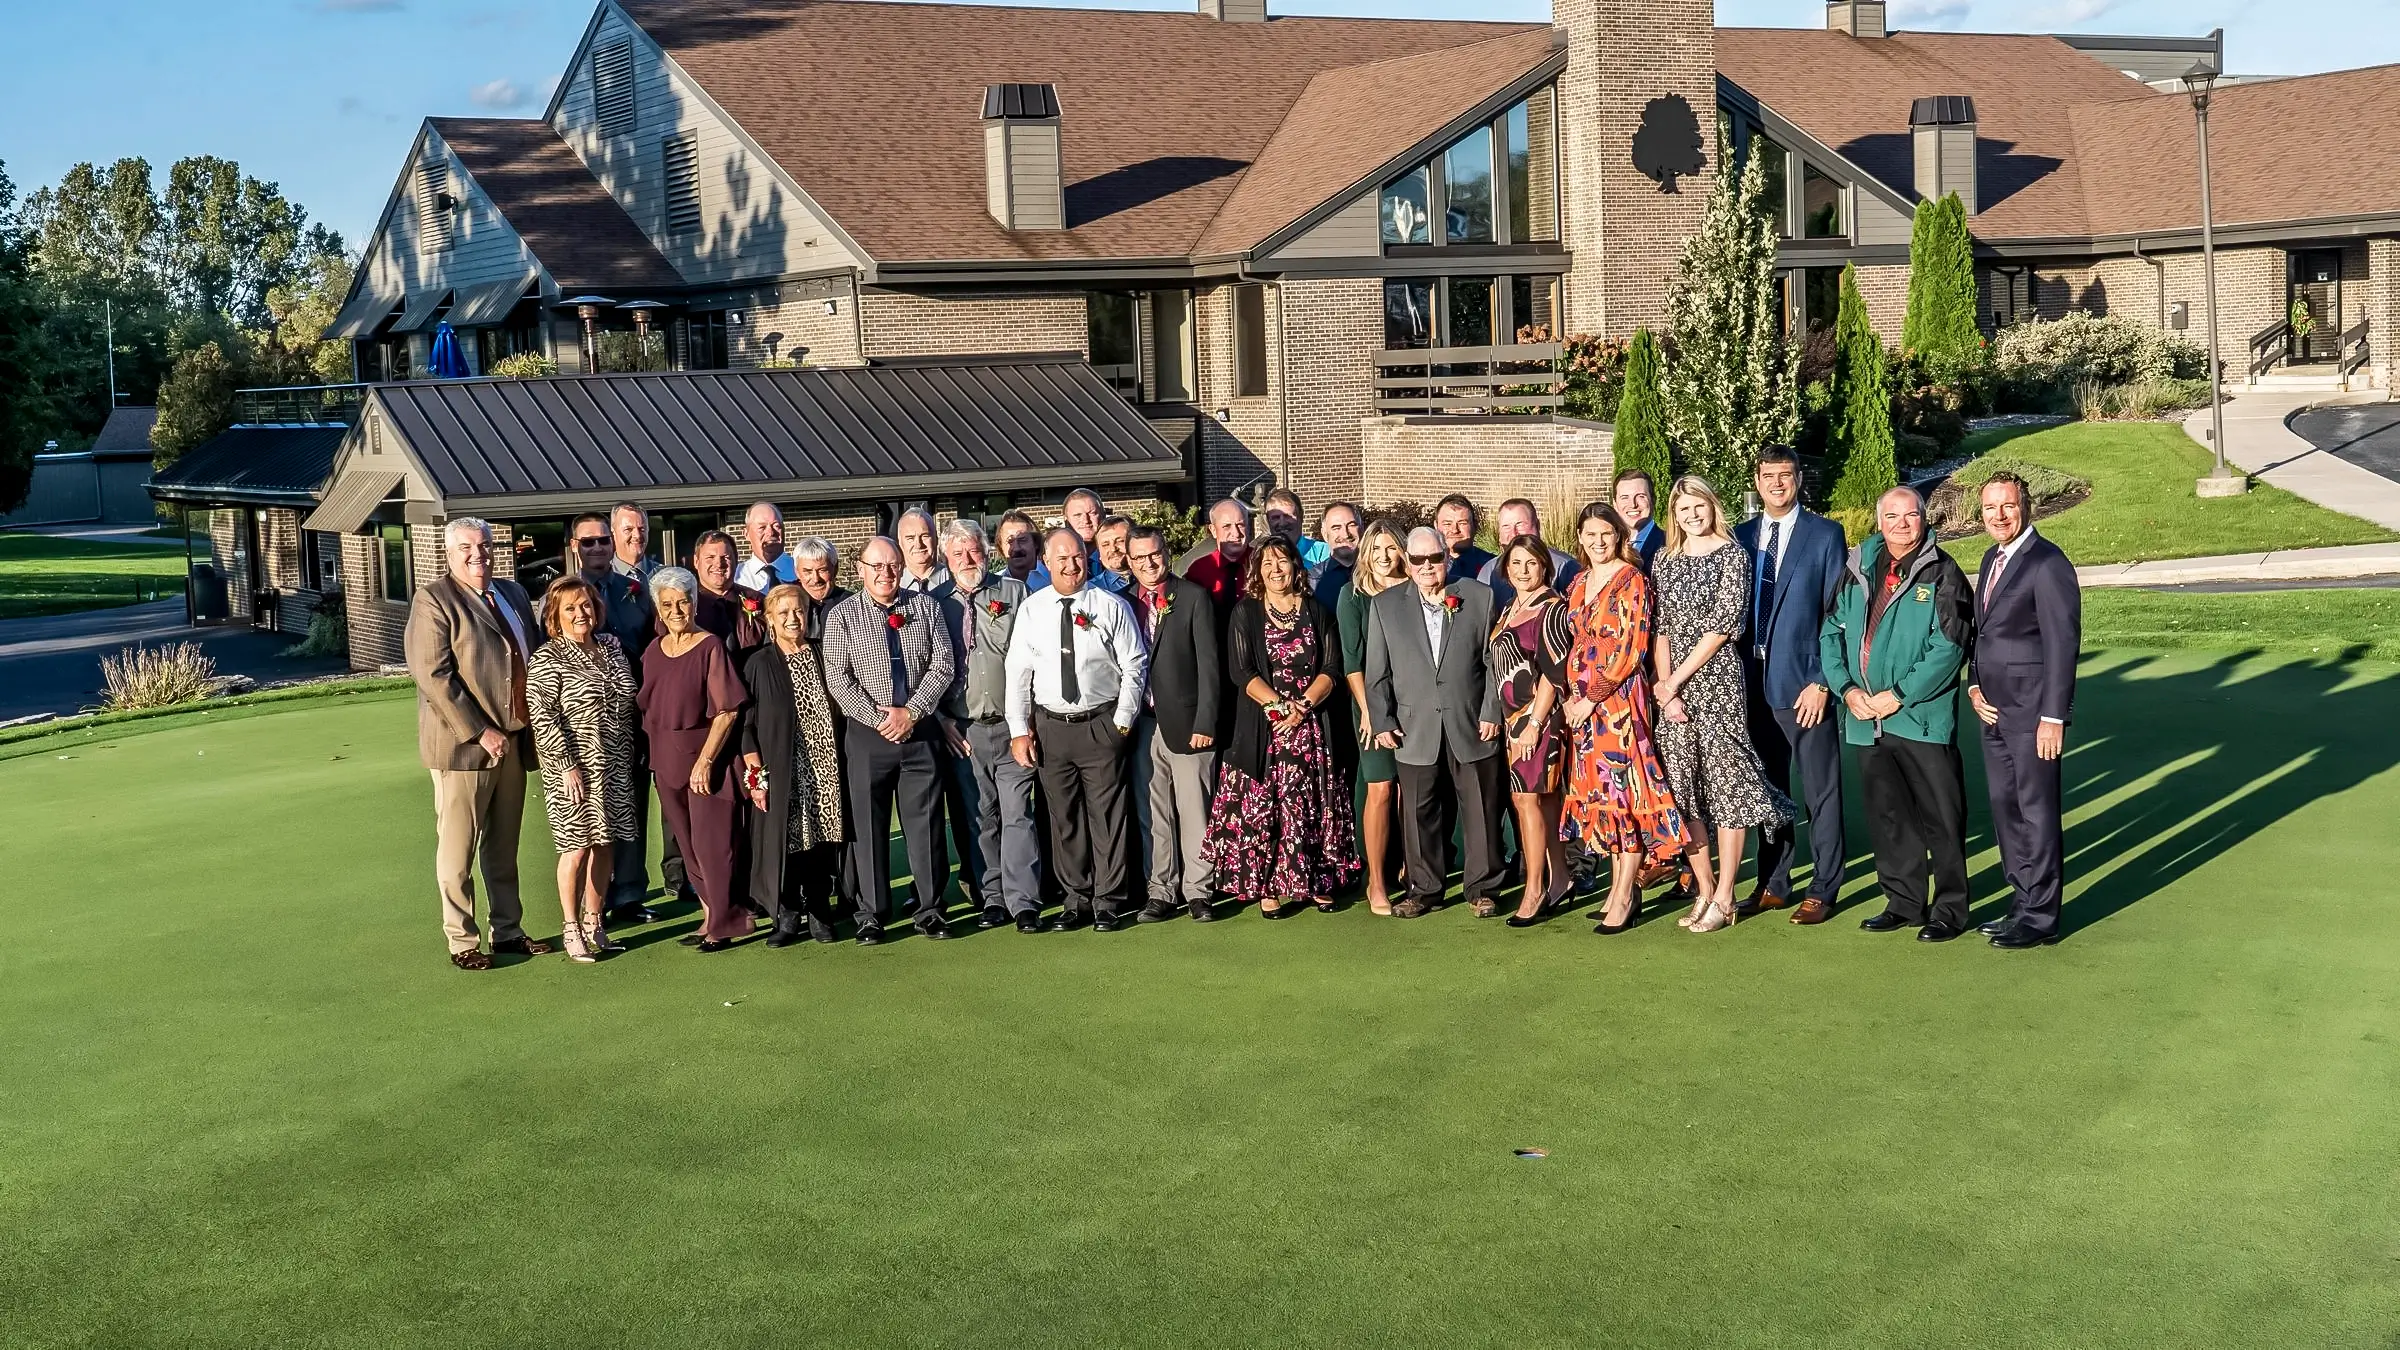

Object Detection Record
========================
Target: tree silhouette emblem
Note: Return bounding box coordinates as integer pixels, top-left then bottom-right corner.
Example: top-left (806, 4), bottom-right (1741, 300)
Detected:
top-left (1630, 94), bottom-right (1708, 194)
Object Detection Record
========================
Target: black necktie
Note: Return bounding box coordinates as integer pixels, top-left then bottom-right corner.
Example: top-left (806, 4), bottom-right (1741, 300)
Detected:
top-left (1755, 520), bottom-right (1780, 658)
top-left (1059, 598), bottom-right (1081, 706)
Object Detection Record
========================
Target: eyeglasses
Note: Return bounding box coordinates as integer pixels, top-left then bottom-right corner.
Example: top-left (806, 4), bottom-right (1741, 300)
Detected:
top-left (1406, 553), bottom-right (1447, 567)
top-left (573, 535), bottom-right (610, 547)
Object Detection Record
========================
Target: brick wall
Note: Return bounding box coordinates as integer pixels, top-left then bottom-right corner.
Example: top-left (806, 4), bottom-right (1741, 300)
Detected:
top-left (1191, 283), bottom-right (1282, 503)
top-left (1358, 417), bottom-right (1617, 530)
top-left (1979, 244), bottom-right (2292, 379)
top-left (726, 274), bottom-right (862, 368)
top-left (2368, 239), bottom-right (2400, 390)
top-left (860, 288), bottom-right (1088, 358)
top-left (344, 532), bottom-right (406, 672)
top-left (1273, 277), bottom-right (1384, 511)
top-left (1855, 264), bottom-right (1909, 345)
top-left (1557, 0), bottom-right (1716, 338)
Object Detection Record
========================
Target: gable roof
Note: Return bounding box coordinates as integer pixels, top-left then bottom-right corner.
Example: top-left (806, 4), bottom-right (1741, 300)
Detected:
top-left (88, 406), bottom-right (159, 459)
top-left (363, 356), bottom-right (1183, 511)
top-left (1717, 27), bottom-right (2166, 239)
top-left (620, 0), bottom-right (1538, 264)
top-left (429, 117), bottom-right (686, 294)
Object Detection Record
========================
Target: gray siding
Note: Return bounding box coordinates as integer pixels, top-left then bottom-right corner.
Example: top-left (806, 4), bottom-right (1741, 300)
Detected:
top-left (552, 2), bottom-right (859, 284)
top-left (361, 128), bottom-right (549, 370)
top-left (1853, 188), bottom-right (1913, 247)
top-left (1266, 192), bottom-right (1381, 262)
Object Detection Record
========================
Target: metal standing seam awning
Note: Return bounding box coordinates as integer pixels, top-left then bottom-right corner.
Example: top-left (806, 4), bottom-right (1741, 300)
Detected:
top-left (446, 273), bottom-right (540, 327)
top-left (391, 289), bottom-right (453, 335)
top-left (325, 283), bottom-right (405, 339)
top-left (302, 470), bottom-right (406, 533)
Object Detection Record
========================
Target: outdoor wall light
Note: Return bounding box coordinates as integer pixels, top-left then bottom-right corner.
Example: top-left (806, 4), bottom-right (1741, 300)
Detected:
top-left (823, 299), bottom-right (839, 316)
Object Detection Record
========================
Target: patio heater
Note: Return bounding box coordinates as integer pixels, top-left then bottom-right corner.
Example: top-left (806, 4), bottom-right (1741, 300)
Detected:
top-left (619, 299), bottom-right (669, 370)
top-left (565, 296), bottom-right (614, 374)
top-left (2182, 62), bottom-right (2247, 497)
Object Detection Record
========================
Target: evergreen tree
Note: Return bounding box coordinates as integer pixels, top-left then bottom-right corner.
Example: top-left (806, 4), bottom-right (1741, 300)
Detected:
top-left (1902, 192), bottom-right (1981, 376)
top-left (1825, 263), bottom-right (1897, 516)
top-left (1612, 327), bottom-right (1670, 490)
top-left (1662, 148), bottom-right (1798, 498)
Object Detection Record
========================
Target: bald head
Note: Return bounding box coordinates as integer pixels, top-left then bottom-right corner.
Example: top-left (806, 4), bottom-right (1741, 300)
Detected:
top-left (745, 501), bottom-right (785, 562)
top-left (1207, 498), bottom-right (1252, 561)
top-left (1404, 526), bottom-right (1449, 598)
top-left (858, 535), bottom-right (903, 604)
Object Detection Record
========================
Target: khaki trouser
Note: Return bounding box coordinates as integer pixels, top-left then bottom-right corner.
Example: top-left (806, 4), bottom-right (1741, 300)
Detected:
top-left (429, 741), bottom-right (529, 953)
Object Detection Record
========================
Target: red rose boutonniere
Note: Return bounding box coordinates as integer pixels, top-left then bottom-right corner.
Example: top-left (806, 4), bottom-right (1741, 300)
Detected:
top-left (984, 598), bottom-right (1008, 618)
top-left (1153, 591), bottom-right (1173, 618)
top-left (886, 609), bottom-right (909, 631)
top-left (624, 579), bottom-right (643, 601)
top-left (1072, 610), bottom-right (1094, 630)
top-left (1442, 594), bottom-right (1463, 614)
top-left (740, 593), bottom-right (762, 616)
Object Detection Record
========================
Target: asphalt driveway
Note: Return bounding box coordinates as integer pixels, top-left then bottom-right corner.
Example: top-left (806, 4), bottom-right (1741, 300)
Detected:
top-left (0, 600), bottom-right (351, 722)
top-left (2289, 403), bottom-right (2400, 485)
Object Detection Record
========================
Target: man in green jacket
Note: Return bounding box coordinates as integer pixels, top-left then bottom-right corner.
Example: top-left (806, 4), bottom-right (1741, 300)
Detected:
top-left (1820, 486), bottom-right (1977, 941)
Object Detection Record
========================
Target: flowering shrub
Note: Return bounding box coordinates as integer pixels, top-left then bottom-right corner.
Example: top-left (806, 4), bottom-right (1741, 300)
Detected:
top-left (1991, 312), bottom-right (2207, 390)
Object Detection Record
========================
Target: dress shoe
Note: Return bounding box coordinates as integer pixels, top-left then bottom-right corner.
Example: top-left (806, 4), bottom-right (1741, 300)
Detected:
top-left (607, 903), bottom-right (657, 926)
top-left (764, 916), bottom-right (806, 949)
top-left (449, 949), bottom-right (492, 971)
top-left (491, 936), bottom-right (553, 956)
top-left (696, 938), bottom-right (736, 953)
top-left (809, 920), bottom-right (839, 944)
top-left (1137, 901), bottom-right (1178, 923)
top-left (1391, 897), bottom-right (1433, 919)
top-left (1790, 898), bottom-right (1835, 925)
top-left (677, 933), bottom-right (704, 946)
top-left (1188, 899), bottom-right (1216, 923)
top-left (1053, 911), bottom-right (1089, 932)
top-left (1989, 923), bottom-right (2059, 949)
top-left (1259, 902), bottom-right (1294, 921)
top-left (1506, 911), bottom-right (1544, 928)
top-left (854, 925), bottom-right (885, 947)
top-left (1858, 911), bottom-right (1920, 933)
top-left (1092, 913), bottom-right (1121, 933)
top-left (977, 907), bottom-right (1008, 930)
top-left (1736, 890), bottom-right (1787, 918)
top-left (1916, 921), bottom-right (1966, 943)
top-left (918, 916), bottom-right (954, 940)
top-left (1977, 918), bottom-right (2013, 937)
top-left (1015, 912), bottom-right (1049, 934)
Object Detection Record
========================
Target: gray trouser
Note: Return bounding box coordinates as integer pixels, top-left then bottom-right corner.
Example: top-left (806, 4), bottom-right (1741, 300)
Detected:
top-left (1129, 712), bottom-right (1218, 905)
top-left (953, 718), bottom-right (1043, 917)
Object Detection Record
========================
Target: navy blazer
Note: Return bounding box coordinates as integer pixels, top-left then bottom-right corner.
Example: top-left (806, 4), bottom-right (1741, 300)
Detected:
top-left (1628, 521), bottom-right (1667, 574)
top-left (1731, 509), bottom-right (1848, 710)
top-left (1969, 530), bottom-right (2081, 731)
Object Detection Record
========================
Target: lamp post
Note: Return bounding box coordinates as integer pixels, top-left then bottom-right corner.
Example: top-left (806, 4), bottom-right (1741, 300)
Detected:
top-left (2183, 62), bottom-right (2247, 497)
top-left (565, 295), bottom-right (614, 374)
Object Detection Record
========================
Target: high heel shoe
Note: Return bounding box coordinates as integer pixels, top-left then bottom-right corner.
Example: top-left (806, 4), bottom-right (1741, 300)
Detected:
top-left (1312, 897), bottom-right (1337, 914)
top-left (1593, 899), bottom-right (1638, 934)
top-left (588, 918), bottom-right (625, 953)
top-left (1676, 895), bottom-right (1707, 929)
top-left (1687, 900), bottom-right (1735, 934)
top-left (561, 922), bottom-right (598, 964)
top-left (1261, 900), bottom-right (1292, 920)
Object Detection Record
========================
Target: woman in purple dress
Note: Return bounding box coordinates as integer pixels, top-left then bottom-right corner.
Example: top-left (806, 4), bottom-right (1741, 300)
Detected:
top-left (1203, 536), bottom-right (1360, 917)
top-left (1492, 538), bottom-right (1576, 924)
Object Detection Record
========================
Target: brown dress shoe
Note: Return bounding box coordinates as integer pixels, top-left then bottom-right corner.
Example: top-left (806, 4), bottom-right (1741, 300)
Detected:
top-left (450, 949), bottom-right (493, 971)
top-left (490, 936), bottom-right (553, 956)
top-left (1391, 897), bottom-right (1434, 919)
top-left (1789, 898), bottom-right (1834, 925)
top-left (1735, 891), bottom-right (1787, 918)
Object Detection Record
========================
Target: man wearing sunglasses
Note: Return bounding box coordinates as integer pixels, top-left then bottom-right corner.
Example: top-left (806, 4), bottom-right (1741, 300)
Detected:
top-left (1364, 526), bottom-right (1506, 919)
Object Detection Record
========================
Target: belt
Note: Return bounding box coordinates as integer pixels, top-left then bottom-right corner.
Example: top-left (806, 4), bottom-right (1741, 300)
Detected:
top-left (1038, 704), bottom-right (1109, 724)
top-left (972, 714), bottom-right (1008, 726)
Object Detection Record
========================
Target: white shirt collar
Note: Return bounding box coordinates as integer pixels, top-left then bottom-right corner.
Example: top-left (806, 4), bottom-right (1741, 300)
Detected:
top-left (1760, 504), bottom-right (1801, 528)
top-left (1997, 526), bottom-right (2038, 561)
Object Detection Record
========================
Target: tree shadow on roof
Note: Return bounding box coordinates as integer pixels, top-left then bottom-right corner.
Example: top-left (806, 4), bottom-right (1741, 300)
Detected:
top-left (1066, 156), bottom-right (1248, 229)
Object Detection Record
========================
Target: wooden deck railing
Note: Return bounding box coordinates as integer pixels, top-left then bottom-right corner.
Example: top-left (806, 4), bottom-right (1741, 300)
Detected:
top-left (1372, 342), bottom-right (1564, 415)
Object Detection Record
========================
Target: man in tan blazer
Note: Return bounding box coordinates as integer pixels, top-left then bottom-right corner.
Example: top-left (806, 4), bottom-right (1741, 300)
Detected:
top-left (405, 517), bottom-right (551, 969)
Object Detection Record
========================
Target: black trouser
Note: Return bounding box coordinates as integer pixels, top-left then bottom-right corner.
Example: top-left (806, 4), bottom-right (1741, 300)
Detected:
top-left (1035, 708), bottom-right (1132, 917)
top-left (1396, 746), bottom-right (1506, 906)
top-left (1749, 689), bottom-right (1848, 903)
top-left (1981, 720), bottom-right (2065, 936)
top-left (775, 842), bottom-right (843, 934)
top-left (1858, 734), bottom-right (1969, 928)
top-left (844, 723), bottom-right (948, 930)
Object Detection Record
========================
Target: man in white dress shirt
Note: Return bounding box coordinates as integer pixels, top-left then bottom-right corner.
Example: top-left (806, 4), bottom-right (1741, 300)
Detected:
top-left (1006, 528), bottom-right (1148, 931)
top-left (734, 501), bottom-right (797, 591)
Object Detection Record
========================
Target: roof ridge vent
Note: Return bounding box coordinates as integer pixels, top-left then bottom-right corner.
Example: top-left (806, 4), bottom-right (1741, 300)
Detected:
top-left (982, 83), bottom-right (1064, 232)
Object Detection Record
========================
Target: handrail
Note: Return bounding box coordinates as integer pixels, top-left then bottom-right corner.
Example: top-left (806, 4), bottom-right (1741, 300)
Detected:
top-left (2341, 319), bottom-right (2370, 384)
top-left (2245, 318), bottom-right (2290, 384)
top-left (1373, 342), bottom-right (1565, 414)
top-left (233, 383), bottom-right (370, 425)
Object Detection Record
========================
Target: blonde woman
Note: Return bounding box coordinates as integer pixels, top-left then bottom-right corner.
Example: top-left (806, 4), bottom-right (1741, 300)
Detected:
top-left (1651, 477), bottom-right (1791, 933)
top-left (526, 576), bottom-right (641, 962)
top-left (1339, 519), bottom-right (1409, 914)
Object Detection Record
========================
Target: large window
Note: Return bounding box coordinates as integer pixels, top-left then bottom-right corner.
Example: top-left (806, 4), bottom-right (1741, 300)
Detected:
top-left (1802, 164), bottom-right (1845, 239)
top-left (1384, 280), bottom-right (1434, 349)
top-left (1753, 135), bottom-right (1790, 238)
top-left (1087, 292), bottom-right (1140, 396)
top-left (1444, 127), bottom-right (1494, 245)
top-left (1510, 274), bottom-right (1561, 342)
top-left (1381, 167), bottom-right (1430, 245)
top-left (1507, 90), bottom-right (1559, 244)
top-left (377, 522), bottom-right (412, 601)
top-left (1232, 284), bottom-right (1269, 397)
top-left (1380, 88), bottom-right (1558, 252)
top-left (1383, 276), bottom-right (1547, 349)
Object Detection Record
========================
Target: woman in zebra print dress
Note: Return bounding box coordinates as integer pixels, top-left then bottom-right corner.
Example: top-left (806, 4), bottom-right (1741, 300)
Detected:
top-left (527, 576), bottom-right (640, 962)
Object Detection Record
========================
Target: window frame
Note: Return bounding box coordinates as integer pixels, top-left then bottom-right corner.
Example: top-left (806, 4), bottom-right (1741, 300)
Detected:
top-left (377, 522), bottom-right (412, 602)
top-left (1231, 283), bottom-right (1269, 398)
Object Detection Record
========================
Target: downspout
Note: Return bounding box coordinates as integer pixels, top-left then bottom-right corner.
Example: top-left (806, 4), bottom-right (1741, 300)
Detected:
top-left (2133, 237), bottom-right (2166, 330)
top-left (848, 270), bottom-right (867, 365)
top-left (1238, 259), bottom-right (1293, 494)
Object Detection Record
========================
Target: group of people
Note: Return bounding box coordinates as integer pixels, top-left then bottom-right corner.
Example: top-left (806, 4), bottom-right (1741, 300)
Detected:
top-left (404, 454), bottom-right (2081, 971)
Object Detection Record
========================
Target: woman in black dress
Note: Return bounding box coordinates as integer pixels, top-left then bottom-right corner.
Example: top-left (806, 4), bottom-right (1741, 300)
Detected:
top-left (1202, 537), bottom-right (1360, 917)
top-left (740, 585), bottom-right (848, 946)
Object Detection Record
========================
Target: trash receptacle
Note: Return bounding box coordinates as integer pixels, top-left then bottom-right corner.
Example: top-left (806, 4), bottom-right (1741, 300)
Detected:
top-left (191, 562), bottom-right (229, 622)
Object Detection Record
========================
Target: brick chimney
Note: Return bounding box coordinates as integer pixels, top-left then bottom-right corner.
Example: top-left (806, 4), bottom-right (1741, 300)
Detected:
top-left (1199, 0), bottom-right (1265, 20)
top-left (981, 83), bottom-right (1063, 232)
top-left (1827, 1), bottom-right (1888, 38)
top-left (1555, 0), bottom-right (1717, 338)
top-left (1911, 95), bottom-right (1978, 215)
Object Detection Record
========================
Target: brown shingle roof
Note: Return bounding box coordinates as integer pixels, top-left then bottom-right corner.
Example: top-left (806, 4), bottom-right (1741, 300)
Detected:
top-left (2068, 63), bottom-right (2400, 236)
top-left (1717, 27), bottom-right (2168, 239)
top-left (429, 117), bottom-right (685, 293)
top-left (622, 0), bottom-right (1538, 264)
top-left (1196, 27), bottom-right (1560, 256)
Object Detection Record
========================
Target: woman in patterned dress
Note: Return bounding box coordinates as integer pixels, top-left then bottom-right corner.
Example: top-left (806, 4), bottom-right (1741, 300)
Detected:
top-left (1492, 538), bottom-right (1576, 926)
top-left (740, 585), bottom-right (848, 947)
top-left (1204, 536), bottom-right (1360, 917)
top-left (1559, 503), bottom-right (1695, 934)
top-left (1651, 477), bottom-right (1794, 934)
top-left (527, 576), bottom-right (640, 962)
top-left (1338, 520), bottom-right (1409, 914)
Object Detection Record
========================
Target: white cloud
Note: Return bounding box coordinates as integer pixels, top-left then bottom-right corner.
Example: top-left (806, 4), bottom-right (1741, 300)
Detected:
top-left (1891, 0), bottom-right (1974, 25)
top-left (468, 79), bottom-right (530, 110)
top-left (2033, 0), bottom-right (2122, 23)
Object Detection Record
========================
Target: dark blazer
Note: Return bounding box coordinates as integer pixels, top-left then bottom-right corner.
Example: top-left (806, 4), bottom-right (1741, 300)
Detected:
top-left (1731, 509), bottom-right (1848, 709)
top-left (1222, 594), bottom-right (1343, 783)
top-left (1970, 530), bottom-right (2081, 732)
top-left (1629, 521), bottom-right (1667, 573)
top-left (1364, 578), bottom-right (1505, 767)
top-left (738, 636), bottom-right (844, 912)
top-left (1140, 576), bottom-right (1223, 755)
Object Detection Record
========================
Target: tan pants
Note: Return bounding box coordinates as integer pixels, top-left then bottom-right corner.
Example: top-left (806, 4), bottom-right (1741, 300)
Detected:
top-left (429, 742), bottom-right (529, 954)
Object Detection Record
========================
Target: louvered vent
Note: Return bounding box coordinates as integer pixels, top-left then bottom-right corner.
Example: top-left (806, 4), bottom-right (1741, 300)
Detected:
top-left (663, 134), bottom-right (700, 236)
top-left (593, 40), bottom-right (636, 136)
top-left (417, 157), bottom-right (454, 253)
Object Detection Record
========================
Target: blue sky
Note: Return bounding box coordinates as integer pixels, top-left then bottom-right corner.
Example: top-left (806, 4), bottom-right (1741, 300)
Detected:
top-left (0, 0), bottom-right (2387, 250)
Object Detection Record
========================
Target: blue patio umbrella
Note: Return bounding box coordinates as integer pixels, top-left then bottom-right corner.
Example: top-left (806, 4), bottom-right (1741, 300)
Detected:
top-left (427, 321), bottom-right (470, 379)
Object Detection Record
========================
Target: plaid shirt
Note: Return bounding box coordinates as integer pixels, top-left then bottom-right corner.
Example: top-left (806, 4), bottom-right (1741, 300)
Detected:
top-left (819, 590), bottom-right (955, 726)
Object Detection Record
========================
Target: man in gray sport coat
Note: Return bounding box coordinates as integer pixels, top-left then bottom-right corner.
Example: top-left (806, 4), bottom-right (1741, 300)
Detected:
top-left (1365, 526), bottom-right (1507, 918)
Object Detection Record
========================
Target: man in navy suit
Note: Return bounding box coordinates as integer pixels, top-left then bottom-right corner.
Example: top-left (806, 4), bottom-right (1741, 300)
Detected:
top-left (1613, 472), bottom-right (1667, 572)
top-left (1966, 472), bottom-right (2081, 949)
top-left (1733, 446), bottom-right (1851, 923)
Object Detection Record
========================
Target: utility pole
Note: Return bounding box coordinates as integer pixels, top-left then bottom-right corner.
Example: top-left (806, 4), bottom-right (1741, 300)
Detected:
top-left (105, 298), bottom-right (119, 406)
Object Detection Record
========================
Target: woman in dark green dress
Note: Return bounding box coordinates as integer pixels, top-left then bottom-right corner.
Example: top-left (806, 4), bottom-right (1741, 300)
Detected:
top-left (1338, 519), bottom-right (1409, 915)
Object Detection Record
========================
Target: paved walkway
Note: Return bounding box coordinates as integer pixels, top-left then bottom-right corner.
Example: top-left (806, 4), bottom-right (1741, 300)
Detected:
top-left (2079, 541), bottom-right (2400, 588)
top-left (2, 523), bottom-right (186, 546)
top-left (0, 599), bottom-right (349, 722)
top-left (2183, 390), bottom-right (2400, 530)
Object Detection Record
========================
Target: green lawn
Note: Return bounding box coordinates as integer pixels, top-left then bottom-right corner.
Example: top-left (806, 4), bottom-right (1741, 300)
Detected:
top-left (1943, 420), bottom-right (2397, 566)
top-left (0, 531), bottom-right (188, 619)
top-left (2084, 586), bottom-right (2400, 663)
top-left (6, 659), bottom-right (2399, 1348)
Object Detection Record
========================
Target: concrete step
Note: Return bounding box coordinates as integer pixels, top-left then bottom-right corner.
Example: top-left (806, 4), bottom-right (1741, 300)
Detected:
top-left (2238, 374), bottom-right (2353, 393)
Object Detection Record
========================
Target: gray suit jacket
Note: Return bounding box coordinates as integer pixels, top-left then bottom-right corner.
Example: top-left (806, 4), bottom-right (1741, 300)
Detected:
top-left (406, 572), bottom-right (539, 771)
top-left (1364, 578), bottom-right (1503, 767)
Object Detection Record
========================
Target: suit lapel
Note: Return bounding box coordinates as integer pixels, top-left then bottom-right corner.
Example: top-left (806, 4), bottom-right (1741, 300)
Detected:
top-left (448, 575), bottom-right (505, 643)
top-left (1433, 584), bottom-right (1462, 666)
